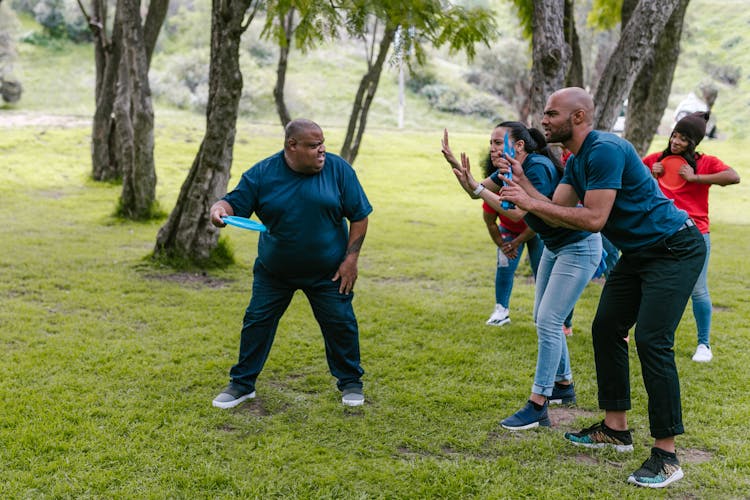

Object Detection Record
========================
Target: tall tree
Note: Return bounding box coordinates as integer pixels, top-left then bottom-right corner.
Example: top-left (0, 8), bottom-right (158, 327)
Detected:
top-left (338, 0), bottom-right (496, 164)
top-left (563, 0), bottom-right (583, 88)
top-left (271, 7), bottom-right (295, 127)
top-left (592, 0), bottom-right (682, 131)
top-left (154, 0), bottom-right (261, 263)
top-left (339, 15), bottom-right (395, 164)
top-left (114, 0), bottom-right (156, 219)
top-left (263, 0), bottom-right (337, 127)
top-left (78, 0), bottom-right (167, 216)
top-left (624, 0), bottom-right (690, 155)
top-left (527, 0), bottom-right (570, 130)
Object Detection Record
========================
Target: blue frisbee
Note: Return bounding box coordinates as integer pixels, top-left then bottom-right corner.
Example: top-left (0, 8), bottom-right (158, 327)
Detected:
top-left (221, 216), bottom-right (267, 232)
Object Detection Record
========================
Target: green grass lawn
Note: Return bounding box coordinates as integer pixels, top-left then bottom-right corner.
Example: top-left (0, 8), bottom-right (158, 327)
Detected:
top-left (1, 111), bottom-right (749, 498)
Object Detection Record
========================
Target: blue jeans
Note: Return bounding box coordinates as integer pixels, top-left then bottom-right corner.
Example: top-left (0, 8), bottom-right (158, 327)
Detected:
top-left (495, 232), bottom-right (543, 308)
top-left (228, 259), bottom-right (364, 393)
top-left (532, 233), bottom-right (602, 397)
top-left (601, 235), bottom-right (620, 279)
top-left (691, 233), bottom-right (712, 346)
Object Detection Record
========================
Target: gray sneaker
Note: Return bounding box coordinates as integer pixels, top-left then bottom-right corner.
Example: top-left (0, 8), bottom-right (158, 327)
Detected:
top-left (342, 387), bottom-right (365, 407)
top-left (212, 384), bottom-right (256, 409)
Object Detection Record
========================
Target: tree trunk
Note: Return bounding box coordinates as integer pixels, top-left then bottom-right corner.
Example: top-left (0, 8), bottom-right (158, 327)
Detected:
top-left (90, 0), bottom-right (121, 181)
top-left (624, 0), bottom-right (690, 155)
top-left (85, 0), bottom-right (167, 182)
top-left (563, 0), bottom-right (583, 88)
top-left (143, 0), bottom-right (169, 66)
top-left (273, 8), bottom-right (294, 127)
top-left (154, 0), bottom-right (258, 263)
top-left (592, 0), bottom-right (681, 131)
top-left (116, 0), bottom-right (156, 219)
top-left (528, 0), bottom-right (570, 130)
top-left (340, 25), bottom-right (396, 164)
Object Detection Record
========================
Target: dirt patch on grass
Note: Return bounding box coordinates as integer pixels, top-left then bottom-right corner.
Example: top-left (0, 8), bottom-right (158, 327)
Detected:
top-left (238, 398), bottom-right (272, 417)
top-left (145, 271), bottom-right (232, 289)
top-left (548, 405), bottom-right (600, 430)
top-left (0, 112), bottom-right (91, 128)
top-left (680, 447), bottom-right (713, 464)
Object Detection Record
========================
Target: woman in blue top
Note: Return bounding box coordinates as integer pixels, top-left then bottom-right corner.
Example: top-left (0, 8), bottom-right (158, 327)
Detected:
top-left (442, 122), bottom-right (602, 430)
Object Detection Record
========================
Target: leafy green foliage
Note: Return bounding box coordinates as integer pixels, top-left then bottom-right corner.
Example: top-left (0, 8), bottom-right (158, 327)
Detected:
top-left (508, 0), bottom-right (533, 39)
top-left (587, 0), bottom-right (623, 30)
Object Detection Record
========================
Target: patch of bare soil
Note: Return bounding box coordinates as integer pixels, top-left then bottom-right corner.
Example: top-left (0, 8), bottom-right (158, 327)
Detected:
top-left (680, 447), bottom-right (713, 464)
top-left (548, 405), bottom-right (600, 430)
top-left (144, 271), bottom-right (232, 289)
top-left (0, 112), bottom-right (91, 128)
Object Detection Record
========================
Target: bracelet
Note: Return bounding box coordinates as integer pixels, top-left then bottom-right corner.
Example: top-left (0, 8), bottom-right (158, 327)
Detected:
top-left (472, 184), bottom-right (486, 195)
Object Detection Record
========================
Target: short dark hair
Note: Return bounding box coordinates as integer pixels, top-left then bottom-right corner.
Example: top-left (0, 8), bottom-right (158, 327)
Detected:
top-left (284, 119), bottom-right (321, 143)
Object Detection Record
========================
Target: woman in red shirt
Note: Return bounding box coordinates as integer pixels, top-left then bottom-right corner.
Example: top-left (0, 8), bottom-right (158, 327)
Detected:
top-left (643, 111), bottom-right (740, 362)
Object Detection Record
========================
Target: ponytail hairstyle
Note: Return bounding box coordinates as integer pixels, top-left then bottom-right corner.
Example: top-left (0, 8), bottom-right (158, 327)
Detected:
top-left (498, 121), bottom-right (564, 173)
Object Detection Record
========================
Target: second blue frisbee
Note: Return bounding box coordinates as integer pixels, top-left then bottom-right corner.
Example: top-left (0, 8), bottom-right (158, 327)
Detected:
top-left (222, 216), bottom-right (267, 232)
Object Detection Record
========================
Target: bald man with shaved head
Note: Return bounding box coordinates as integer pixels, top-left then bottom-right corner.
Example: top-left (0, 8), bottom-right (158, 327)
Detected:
top-left (499, 87), bottom-right (706, 488)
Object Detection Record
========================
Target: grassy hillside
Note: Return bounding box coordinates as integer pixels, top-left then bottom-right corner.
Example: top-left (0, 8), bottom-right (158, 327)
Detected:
top-left (5, 0), bottom-right (749, 140)
top-left (671, 0), bottom-right (750, 139)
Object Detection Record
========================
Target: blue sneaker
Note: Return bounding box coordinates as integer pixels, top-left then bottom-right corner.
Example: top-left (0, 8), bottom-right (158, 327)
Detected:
top-left (627, 447), bottom-right (684, 488)
top-left (549, 382), bottom-right (576, 405)
top-left (501, 400), bottom-right (550, 430)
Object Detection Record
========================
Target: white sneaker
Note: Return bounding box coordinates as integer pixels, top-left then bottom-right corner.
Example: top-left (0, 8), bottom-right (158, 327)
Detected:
top-left (692, 344), bottom-right (713, 362)
top-left (486, 305), bottom-right (510, 326)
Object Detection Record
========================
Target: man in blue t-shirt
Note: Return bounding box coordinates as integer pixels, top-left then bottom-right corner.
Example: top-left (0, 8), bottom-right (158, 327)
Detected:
top-left (209, 119), bottom-right (373, 408)
top-left (499, 88), bottom-right (706, 489)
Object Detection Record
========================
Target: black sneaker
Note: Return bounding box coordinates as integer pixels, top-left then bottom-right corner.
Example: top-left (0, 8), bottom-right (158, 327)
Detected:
top-left (564, 420), bottom-right (633, 452)
top-left (548, 382), bottom-right (576, 405)
top-left (627, 447), bottom-right (684, 488)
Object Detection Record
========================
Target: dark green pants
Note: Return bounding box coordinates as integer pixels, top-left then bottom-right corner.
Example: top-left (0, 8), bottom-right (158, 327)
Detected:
top-left (592, 224), bottom-right (706, 439)
top-left (229, 259), bottom-right (364, 393)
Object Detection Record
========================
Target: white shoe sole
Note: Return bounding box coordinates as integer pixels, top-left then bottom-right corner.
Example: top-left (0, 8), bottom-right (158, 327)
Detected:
top-left (342, 396), bottom-right (365, 407)
top-left (212, 391), bottom-right (256, 409)
top-left (486, 318), bottom-right (511, 327)
top-left (627, 468), bottom-right (684, 488)
top-left (570, 441), bottom-right (634, 452)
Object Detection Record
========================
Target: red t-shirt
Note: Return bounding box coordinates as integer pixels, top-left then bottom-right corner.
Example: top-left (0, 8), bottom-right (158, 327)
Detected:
top-left (482, 200), bottom-right (528, 234)
top-left (643, 152), bottom-right (730, 233)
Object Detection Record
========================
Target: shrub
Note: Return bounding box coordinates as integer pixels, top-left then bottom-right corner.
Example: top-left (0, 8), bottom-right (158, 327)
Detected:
top-left (419, 83), bottom-right (502, 119)
top-left (703, 61), bottom-right (742, 86)
top-left (405, 66), bottom-right (438, 93)
top-left (151, 51), bottom-right (210, 112)
top-left (32, 0), bottom-right (91, 43)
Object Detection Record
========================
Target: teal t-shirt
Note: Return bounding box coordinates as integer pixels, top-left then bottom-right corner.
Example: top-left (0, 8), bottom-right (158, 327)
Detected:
top-left (561, 130), bottom-right (687, 252)
top-left (224, 151), bottom-right (372, 278)
top-left (491, 153), bottom-right (591, 252)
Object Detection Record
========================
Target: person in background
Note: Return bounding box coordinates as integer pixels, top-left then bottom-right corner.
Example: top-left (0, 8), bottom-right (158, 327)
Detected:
top-left (442, 122), bottom-right (601, 431)
top-left (480, 154), bottom-right (544, 327)
top-left (499, 87), bottom-right (706, 488)
top-left (643, 111), bottom-right (740, 363)
top-left (209, 119), bottom-right (372, 408)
